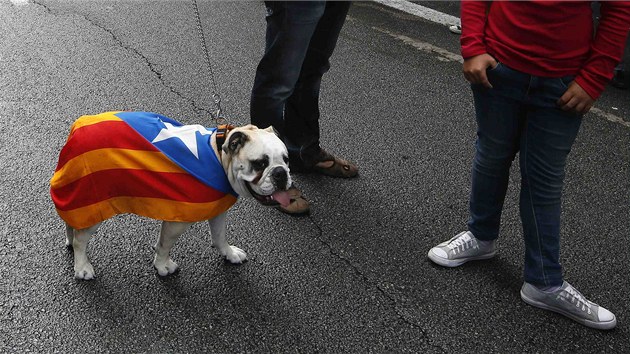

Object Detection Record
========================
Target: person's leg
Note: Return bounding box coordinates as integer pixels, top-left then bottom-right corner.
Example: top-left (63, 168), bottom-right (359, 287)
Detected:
top-left (518, 75), bottom-right (616, 330)
top-left (250, 1), bottom-right (326, 137)
top-left (283, 1), bottom-right (351, 168)
top-left (250, 1), bottom-right (326, 215)
top-left (429, 63), bottom-right (529, 266)
top-left (518, 76), bottom-right (582, 287)
top-left (467, 64), bottom-right (527, 242)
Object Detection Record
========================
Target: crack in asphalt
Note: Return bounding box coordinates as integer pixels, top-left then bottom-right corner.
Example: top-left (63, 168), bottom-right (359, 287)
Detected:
top-left (305, 213), bottom-right (445, 353)
top-left (32, 0), bottom-right (215, 118)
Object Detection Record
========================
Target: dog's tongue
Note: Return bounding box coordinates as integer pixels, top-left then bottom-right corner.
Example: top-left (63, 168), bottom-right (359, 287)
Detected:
top-left (271, 190), bottom-right (291, 207)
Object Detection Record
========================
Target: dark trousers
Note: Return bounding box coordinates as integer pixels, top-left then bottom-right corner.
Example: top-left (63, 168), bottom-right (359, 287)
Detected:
top-left (467, 63), bottom-right (582, 287)
top-left (250, 1), bottom-right (351, 168)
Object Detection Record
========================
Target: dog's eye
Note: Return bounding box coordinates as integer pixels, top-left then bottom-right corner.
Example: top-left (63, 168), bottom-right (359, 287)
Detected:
top-left (251, 159), bottom-right (268, 171)
top-left (283, 155), bottom-right (289, 164)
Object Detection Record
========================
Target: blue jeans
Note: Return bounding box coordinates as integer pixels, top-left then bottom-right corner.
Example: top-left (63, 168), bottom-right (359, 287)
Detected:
top-left (467, 63), bottom-right (582, 287)
top-left (250, 1), bottom-right (351, 168)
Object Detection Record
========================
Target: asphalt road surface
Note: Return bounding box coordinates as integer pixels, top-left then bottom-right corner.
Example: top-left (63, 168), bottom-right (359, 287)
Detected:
top-left (2, 1), bottom-right (629, 353)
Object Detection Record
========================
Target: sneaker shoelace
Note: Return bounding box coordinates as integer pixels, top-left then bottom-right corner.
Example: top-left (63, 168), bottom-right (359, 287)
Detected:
top-left (447, 233), bottom-right (475, 255)
top-left (560, 286), bottom-right (593, 315)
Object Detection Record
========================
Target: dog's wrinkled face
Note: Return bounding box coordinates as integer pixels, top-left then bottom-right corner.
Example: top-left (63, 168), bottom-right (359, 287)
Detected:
top-left (220, 125), bottom-right (292, 207)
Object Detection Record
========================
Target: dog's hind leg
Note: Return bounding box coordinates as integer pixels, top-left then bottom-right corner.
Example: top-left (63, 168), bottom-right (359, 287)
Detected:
top-left (153, 221), bottom-right (191, 276)
top-left (73, 223), bottom-right (100, 280)
top-left (65, 222), bottom-right (74, 248)
top-left (208, 212), bottom-right (247, 264)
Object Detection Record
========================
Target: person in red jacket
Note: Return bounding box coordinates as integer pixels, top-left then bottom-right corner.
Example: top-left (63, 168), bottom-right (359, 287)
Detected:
top-left (428, 1), bottom-right (630, 330)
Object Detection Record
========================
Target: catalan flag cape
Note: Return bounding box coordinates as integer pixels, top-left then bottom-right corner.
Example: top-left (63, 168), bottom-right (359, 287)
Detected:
top-left (50, 111), bottom-right (238, 230)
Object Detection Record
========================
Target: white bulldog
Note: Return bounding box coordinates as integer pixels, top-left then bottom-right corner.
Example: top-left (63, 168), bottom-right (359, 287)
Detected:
top-left (55, 121), bottom-right (292, 280)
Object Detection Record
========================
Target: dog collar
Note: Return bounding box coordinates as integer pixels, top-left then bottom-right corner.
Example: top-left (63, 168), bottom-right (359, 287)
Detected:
top-left (215, 123), bottom-right (235, 155)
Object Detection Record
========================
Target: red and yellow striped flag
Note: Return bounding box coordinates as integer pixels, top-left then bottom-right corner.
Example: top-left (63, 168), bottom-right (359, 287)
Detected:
top-left (50, 111), bottom-right (237, 229)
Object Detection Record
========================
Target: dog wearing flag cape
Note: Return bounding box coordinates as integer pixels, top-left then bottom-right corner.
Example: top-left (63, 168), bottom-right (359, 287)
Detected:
top-left (50, 111), bottom-right (293, 280)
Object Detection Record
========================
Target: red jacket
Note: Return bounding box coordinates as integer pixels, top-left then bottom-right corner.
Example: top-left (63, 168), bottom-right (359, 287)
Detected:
top-left (461, 0), bottom-right (630, 99)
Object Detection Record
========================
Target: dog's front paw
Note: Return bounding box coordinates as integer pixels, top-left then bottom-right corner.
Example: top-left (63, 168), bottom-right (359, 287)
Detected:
top-left (153, 257), bottom-right (179, 276)
top-left (74, 263), bottom-right (95, 280)
top-left (223, 246), bottom-right (247, 264)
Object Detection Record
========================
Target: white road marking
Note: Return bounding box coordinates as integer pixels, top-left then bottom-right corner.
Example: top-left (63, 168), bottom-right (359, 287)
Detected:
top-left (372, 26), bottom-right (463, 63)
top-left (373, 0), bottom-right (460, 27)
top-left (10, 0), bottom-right (29, 6)
top-left (590, 108), bottom-right (630, 128)
top-left (373, 1), bottom-right (629, 128)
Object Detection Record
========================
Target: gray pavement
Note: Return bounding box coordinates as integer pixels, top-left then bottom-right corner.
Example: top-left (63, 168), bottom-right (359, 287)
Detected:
top-left (1, 1), bottom-right (629, 353)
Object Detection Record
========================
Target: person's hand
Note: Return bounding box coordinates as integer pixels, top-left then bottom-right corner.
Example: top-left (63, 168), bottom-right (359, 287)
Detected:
top-left (463, 53), bottom-right (498, 88)
top-left (557, 81), bottom-right (595, 115)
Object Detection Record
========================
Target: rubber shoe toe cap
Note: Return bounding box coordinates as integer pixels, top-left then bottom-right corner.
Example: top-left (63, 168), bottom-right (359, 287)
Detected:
top-left (430, 248), bottom-right (447, 259)
top-left (597, 307), bottom-right (615, 323)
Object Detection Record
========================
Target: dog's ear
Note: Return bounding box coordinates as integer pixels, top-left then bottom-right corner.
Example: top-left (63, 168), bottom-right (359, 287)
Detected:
top-left (264, 125), bottom-right (280, 137)
top-left (223, 131), bottom-right (249, 155)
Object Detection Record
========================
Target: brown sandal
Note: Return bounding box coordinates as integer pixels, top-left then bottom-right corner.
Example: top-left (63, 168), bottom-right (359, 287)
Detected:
top-left (311, 155), bottom-right (359, 178)
top-left (275, 186), bottom-right (310, 215)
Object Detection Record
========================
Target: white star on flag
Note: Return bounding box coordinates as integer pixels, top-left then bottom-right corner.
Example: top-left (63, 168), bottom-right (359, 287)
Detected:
top-left (152, 122), bottom-right (212, 159)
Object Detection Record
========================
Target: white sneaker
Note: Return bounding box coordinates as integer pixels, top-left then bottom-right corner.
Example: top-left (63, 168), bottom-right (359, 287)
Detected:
top-left (521, 281), bottom-right (617, 330)
top-left (428, 231), bottom-right (496, 267)
top-left (449, 24), bottom-right (462, 34)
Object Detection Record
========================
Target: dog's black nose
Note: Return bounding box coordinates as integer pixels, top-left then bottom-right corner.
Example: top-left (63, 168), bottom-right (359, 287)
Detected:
top-left (271, 166), bottom-right (288, 189)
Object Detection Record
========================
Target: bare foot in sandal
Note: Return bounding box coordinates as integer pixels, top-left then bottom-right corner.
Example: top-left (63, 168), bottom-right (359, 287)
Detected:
top-left (275, 186), bottom-right (310, 215)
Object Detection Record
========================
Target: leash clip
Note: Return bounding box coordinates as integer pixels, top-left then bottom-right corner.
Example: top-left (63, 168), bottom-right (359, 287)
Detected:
top-left (212, 93), bottom-right (225, 124)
